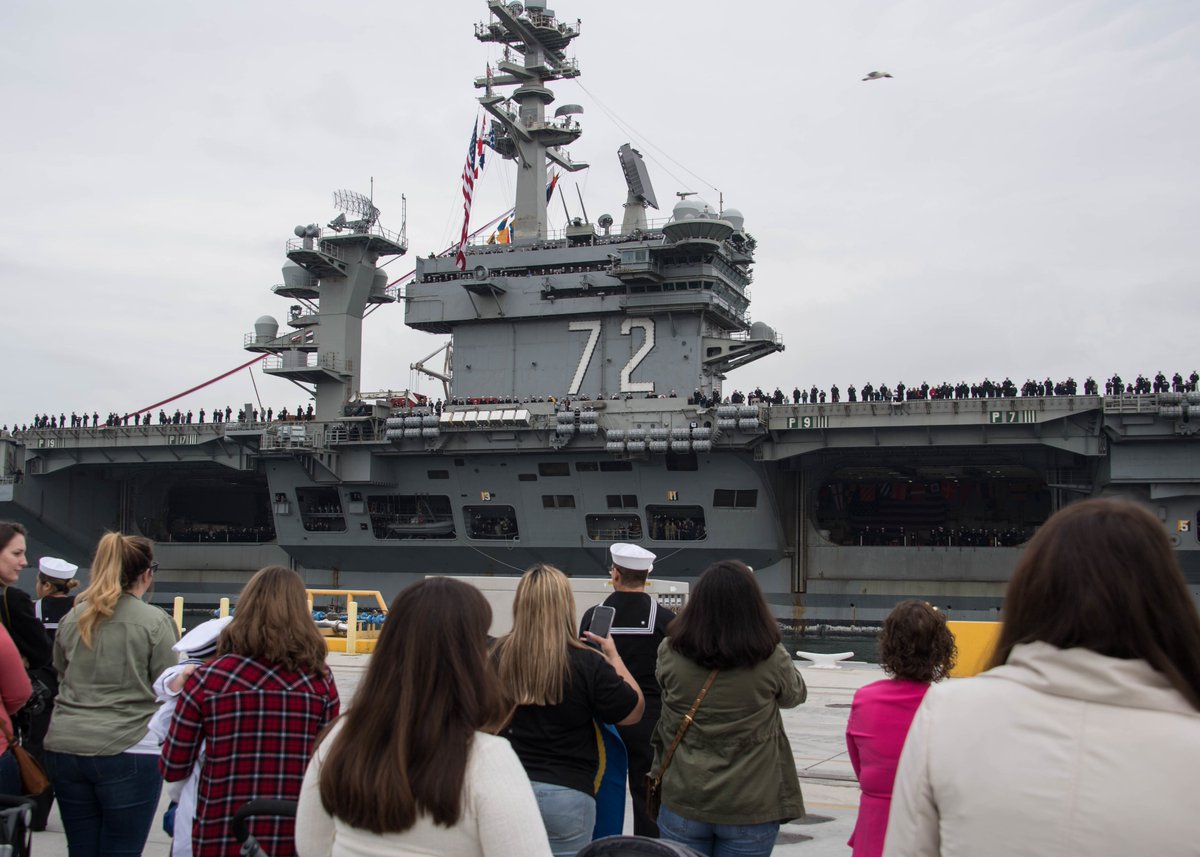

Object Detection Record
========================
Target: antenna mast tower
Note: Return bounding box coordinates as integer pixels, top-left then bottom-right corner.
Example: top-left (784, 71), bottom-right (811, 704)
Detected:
top-left (474, 0), bottom-right (588, 240)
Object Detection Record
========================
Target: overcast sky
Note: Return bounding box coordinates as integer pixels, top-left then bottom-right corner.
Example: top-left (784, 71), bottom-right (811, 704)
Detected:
top-left (2, 0), bottom-right (1197, 427)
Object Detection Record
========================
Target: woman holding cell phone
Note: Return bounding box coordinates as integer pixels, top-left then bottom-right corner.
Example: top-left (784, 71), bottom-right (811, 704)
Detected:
top-left (492, 563), bottom-right (644, 857)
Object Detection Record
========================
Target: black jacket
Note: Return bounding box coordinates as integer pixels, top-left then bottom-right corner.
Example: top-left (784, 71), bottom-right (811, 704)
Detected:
top-left (1, 585), bottom-right (53, 670)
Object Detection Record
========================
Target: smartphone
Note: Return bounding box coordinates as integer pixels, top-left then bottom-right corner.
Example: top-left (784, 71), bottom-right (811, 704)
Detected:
top-left (588, 605), bottom-right (616, 638)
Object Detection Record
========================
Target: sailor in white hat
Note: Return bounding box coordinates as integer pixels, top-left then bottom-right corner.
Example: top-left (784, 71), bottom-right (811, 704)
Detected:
top-left (34, 557), bottom-right (81, 641)
top-left (579, 543), bottom-right (675, 836)
top-left (149, 615), bottom-right (233, 857)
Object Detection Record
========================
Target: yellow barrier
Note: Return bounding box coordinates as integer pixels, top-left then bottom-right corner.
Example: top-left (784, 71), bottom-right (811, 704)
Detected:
top-left (946, 621), bottom-right (1002, 678)
top-left (306, 589), bottom-right (389, 656)
top-left (164, 590), bottom-right (389, 656)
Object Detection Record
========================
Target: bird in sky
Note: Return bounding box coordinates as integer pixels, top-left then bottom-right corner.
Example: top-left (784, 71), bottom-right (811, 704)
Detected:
top-left (862, 71), bottom-right (894, 81)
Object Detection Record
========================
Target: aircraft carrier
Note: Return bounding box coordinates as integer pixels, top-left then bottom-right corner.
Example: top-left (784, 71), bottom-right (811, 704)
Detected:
top-left (3, 0), bottom-right (1199, 624)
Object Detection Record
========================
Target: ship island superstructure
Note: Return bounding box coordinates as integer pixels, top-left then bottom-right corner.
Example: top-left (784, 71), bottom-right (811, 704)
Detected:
top-left (3, 0), bottom-right (1199, 623)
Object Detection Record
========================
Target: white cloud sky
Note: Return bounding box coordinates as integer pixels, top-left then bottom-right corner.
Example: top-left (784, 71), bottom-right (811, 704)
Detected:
top-left (2, 0), bottom-right (1197, 426)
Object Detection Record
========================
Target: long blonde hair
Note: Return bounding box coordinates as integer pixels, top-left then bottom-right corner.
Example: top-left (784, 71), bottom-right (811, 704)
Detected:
top-left (76, 532), bottom-right (153, 647)
top-left (494, 564), bottom-right (588, 706)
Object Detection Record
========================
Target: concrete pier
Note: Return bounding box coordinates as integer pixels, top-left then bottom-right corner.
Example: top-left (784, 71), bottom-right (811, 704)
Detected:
top-left (29, 654), bottom-right (879, 857)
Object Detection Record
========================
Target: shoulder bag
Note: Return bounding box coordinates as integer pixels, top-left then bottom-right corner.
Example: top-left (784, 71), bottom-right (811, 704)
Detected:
top-left (0, 718), bottom-right (49, 797)
top-left (644, 668), bottom-right (718, 820)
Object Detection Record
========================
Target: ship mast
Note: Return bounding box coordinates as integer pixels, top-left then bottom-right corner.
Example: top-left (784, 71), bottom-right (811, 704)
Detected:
top-left (474, 0), bottom-right (588, 240)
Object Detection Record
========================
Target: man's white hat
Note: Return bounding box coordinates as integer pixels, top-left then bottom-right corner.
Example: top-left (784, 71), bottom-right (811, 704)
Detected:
top-left (39, 557), bottom-right (78, 580)
top-left (611, 543), bottom-right (656, 572)
top-left (174, 616), bottom-right (233, 660)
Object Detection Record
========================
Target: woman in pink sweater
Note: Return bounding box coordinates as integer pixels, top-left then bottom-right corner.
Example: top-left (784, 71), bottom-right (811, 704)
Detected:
top-left (846, 601), bottom-right (956, 857)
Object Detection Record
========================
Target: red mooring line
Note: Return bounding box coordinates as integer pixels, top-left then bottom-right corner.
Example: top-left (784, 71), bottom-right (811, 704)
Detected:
top-left (124, 355), bottom-right (265, 419)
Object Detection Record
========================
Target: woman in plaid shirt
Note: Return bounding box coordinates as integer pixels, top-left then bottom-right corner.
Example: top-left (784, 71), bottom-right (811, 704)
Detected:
top-left (161, 566), bottom-right (339, 857)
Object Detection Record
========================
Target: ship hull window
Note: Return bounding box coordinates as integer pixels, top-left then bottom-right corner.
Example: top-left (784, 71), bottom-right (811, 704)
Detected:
top-left (161, 479), bottom-right (275, 543)
top-left (646, 506), bottom-right (706, 541)
top-left (538, 462), bottom-right (571, 477)
top-left (586, 514), bottom-right (643, 541)
top-left (714, 489), bottom-right (758, 508)
top-left (607, 494), bottom-right (638, 509)
top-left (815, 476), bottom-right (1050, 547)
top-left (297, 488), bottom-right (346, 533)
top-left (367, 495), bottom-right (455, 540)
top-left (665, 452), bottom-right (698, 472)
top-left (464, 505), bottom-right (519, 540)
top-left (542, 495), bottom-right (577, 509)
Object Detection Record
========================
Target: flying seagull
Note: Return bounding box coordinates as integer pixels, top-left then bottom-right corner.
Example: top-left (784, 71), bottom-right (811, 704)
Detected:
top-left (862, 71), bottom-right (894, 81)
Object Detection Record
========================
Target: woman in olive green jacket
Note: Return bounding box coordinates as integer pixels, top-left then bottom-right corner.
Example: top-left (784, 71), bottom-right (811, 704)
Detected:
top-left (651, 560), bottom-right (806, 857)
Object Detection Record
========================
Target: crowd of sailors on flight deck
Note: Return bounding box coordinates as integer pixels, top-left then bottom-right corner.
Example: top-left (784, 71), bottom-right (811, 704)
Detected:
top-left (3, 498), bottom-right (1200, 857)
top-left (734, 369), bottom-right (1200, 407)
top-left (6, 370), bottom-right (1199, 436)
top-left (9, 403), bottom-right (316, 433)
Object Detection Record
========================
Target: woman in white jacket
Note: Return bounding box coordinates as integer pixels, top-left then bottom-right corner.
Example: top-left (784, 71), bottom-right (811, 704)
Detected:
top-left (884, 497), bottom-right (1200, 857)
top-left (295, 577), bottom-right (552, 857)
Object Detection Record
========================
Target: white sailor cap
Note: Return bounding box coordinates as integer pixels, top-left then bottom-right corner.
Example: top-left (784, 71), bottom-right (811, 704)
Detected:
top-left (173, 616), bottom-right (233, 660)
top-left (610, 543), bottom-right (656, 572)
top-left (39, 557), bottom-right (78, 580)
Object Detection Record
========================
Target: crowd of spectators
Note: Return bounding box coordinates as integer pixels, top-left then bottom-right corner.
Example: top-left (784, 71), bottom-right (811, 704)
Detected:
top-left (166, 525), bottom-right (275, 544)
top-left (842, 525), bottom-right (1033, 548)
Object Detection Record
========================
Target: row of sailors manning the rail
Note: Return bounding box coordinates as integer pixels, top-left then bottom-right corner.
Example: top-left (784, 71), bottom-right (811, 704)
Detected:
top-left (740, 370), bottom-right (1200, 406)
top-left (13, 403), bottom-right (315, 431)
top-left (10, 369), bottom-right (1200, 435)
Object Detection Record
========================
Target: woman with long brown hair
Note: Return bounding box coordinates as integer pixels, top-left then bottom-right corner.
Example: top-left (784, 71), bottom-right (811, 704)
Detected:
top-left (494, 563), bottom-right (643, 857)
top-left (43, 531), bottom-right (179, 857)
top-left (884, 498), bottom-right (1200, 857)
top-left (161, 565), bottom-right (339, 857)
top-left (650, 559), bottom-right (806, 857)
top-left (295, 577), bottom-right (552, 857)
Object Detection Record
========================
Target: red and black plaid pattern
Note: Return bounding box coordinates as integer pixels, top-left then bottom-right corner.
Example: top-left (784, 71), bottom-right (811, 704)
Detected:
top-left (161, 653), bottom-right (339, 857)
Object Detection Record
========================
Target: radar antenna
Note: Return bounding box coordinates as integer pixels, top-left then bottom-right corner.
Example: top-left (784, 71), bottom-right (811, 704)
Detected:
top-left (618, 143), bottom-right (659, 234)
top-left (331, 189), bottom-right (380, 233)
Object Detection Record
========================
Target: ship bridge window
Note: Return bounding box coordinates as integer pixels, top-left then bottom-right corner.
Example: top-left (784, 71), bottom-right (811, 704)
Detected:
top-left (714, 489), bottom-right (758, 508)
top-left (464, 505), bottom-right (519, 540)
top-left (367, 495), bottom-right (455, 540)
top-left (297, 488), bottom-right (346, 533)
top-left (599, 460), bottom-right (633, 472)
top-left (538, 462), bottom-right (571, 477)
top-left (586, 514), bottom-right (643, 541)
top-left (646, 506), bottom-right (706, 541)
top-left (542, 495), bottom-right (577, 509)
top-left (607, 494), bottom-right (638, 509)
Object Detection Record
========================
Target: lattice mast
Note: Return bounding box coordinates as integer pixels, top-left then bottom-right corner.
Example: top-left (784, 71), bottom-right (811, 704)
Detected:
top-left (474, 0), bottom-right (588, 240)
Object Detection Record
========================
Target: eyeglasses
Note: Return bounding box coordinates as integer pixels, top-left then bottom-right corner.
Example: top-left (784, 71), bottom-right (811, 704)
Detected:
top-left (149, 562), bottom-right (159, 575)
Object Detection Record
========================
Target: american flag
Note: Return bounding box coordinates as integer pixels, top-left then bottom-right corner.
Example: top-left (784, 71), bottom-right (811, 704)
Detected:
top-left (454, 121), bottom-right (481, 271)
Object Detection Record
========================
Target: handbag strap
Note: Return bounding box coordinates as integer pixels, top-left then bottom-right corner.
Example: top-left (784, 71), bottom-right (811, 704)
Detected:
top-left (655, 669), bottom-right (718, 779)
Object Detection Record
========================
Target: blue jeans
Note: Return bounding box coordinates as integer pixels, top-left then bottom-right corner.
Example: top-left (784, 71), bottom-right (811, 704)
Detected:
top-left (658, 804), bottom-right (780, 857)
top-left (531, 781), bottom-right (596, 857)
top-left (0, 748), bottom-right (19, 796)
top-left (45, 751), bottom-right (163, 857)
